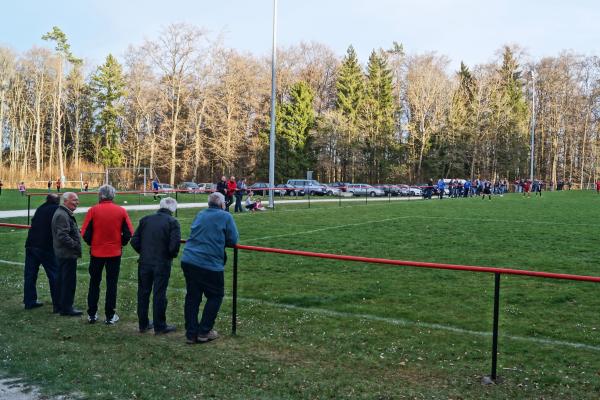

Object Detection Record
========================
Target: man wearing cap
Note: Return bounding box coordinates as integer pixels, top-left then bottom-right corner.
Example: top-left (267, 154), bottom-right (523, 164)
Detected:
top-left (131, 197), bottom-right (181, 334)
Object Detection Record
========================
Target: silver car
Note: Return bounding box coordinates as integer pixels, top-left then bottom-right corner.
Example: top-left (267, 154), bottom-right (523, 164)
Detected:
top-left (346, 184), bottom-right (385, 197)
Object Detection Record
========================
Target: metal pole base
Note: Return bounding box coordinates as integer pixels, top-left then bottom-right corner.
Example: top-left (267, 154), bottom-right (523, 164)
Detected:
top-left (481, 375), bottom-right (502, 385)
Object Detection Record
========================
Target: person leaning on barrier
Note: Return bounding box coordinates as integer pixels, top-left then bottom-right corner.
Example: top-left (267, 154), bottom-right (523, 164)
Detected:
top-left (23, 194), bottom-right (60, 311)
top-left (181, 192), bottom-right (239, 344)
top-left (130, 197), bottom-right (181, 334)
top-left (51, 192), bottom-right (83, 316)
top-left (80, 184), bottom-right (134, 325)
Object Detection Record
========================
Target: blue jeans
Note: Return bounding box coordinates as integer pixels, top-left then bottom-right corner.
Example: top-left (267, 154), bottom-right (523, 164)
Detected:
top-left (181, 262), bottom-right (224, 340)
top-left (24, 247), bottom-right (59, 308)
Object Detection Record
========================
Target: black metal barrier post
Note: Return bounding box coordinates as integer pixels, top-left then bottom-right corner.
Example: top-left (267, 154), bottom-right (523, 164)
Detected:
top-left (339, 191), bottom-right (342, 207)
top-left (175, 191), bottom-right (178, 217)
top-left (27, 194), bottom-right (31, 225)
top-left (484, 272), bottom-right (502, 384)
top-left (232, 247), bottom-right (238, 336)
top-left (365, 188), bottom-right (368, 204)
top-left (138, 192), bottom-right (141, 205)
top-left (308, 190), bottom-right (311, 208)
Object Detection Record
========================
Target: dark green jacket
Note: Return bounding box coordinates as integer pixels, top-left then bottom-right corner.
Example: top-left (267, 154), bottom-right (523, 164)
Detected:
top-left (51, 205), bottom-right (82, 259)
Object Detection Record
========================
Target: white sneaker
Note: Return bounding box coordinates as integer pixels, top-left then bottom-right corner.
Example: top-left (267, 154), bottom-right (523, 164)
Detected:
top-left (105, 314), bottom-right (120, 325)
top-left (198, 329), bottom-right (219, 342)
top-left (88, 313), bottom-right (98, 324)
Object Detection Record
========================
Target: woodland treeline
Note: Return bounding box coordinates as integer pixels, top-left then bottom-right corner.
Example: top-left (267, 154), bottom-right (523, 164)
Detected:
top-left (1, 23), bottom-right (599, 187)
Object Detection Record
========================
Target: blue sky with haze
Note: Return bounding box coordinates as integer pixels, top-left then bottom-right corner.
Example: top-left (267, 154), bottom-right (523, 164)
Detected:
top-left (1, 0), bottom-right (598, 69)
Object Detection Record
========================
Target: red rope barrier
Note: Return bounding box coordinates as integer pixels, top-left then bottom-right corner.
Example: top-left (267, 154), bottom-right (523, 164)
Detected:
top-left (0, 223), bottom-right (31, 229)
top-left (4, 223), bottom-right (599, 283)
top-left (234, 244), bottom-right (600, 283)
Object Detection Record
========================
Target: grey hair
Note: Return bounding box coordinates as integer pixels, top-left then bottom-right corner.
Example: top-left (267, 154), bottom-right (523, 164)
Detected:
top-left (208, 192), bottom-right (225, 208)
top-left (98, 184), bottom-right (116, 201)
top-left (159, 197), bottom-right (178, 213)
top-left (62, 192), bottom-right (77, 202)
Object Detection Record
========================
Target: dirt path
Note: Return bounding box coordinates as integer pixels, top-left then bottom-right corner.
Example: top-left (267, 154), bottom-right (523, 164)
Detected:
top-left (0, 378), bottom-right (70, 400)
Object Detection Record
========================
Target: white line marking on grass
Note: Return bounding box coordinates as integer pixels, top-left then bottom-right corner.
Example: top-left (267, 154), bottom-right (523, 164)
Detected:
top-left (244, 215), bottom-right (414, 242)
top-left (0, 259), bottom-right (25, 266)
top-left (0, 256), bottom-right (138, 267)
top-left (235, 297), bottom-right (600, 352)
top-left (2, 258), bottom-right (598, 352)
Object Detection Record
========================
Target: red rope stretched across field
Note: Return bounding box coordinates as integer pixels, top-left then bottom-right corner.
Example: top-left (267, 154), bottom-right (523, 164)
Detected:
top-left (3, 223), bottom-right (599, 283)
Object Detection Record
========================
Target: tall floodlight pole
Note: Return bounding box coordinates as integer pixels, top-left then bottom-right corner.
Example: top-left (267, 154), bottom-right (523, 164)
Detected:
top-left (268, 0), bottom-right (278, 208)
top-left (530, 70), bottom-right (536, 183)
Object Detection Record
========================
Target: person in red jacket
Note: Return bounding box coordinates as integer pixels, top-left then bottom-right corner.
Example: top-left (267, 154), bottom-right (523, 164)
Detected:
top-left (81, 184), bottom-right (134, 324)
top-left (596, 180), bottom-right (600, 194)
top-left (225, 175), bottom-right (237, 212)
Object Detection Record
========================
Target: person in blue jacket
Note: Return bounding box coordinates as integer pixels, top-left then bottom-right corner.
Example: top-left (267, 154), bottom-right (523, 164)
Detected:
top-left (437, 178), bottom-right (445, 199)
top-left (181, 192), bottom-right (239, 344)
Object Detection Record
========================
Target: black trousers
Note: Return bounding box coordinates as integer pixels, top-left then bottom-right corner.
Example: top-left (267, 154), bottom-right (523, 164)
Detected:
top-left (87, 256), bottom-right (121, 319)
top-left (181, 262), bottom-right (224, 340)
top-left (137, 262), bottom-right (172, 331)
top-left (57, 257), bottom-right (77, 313)
top-left (24, 247), bottom-right (59, 308)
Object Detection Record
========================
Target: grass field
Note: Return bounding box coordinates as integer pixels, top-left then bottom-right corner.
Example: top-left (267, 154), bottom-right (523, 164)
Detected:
top-left (0, 191), bottom-right (599, 399)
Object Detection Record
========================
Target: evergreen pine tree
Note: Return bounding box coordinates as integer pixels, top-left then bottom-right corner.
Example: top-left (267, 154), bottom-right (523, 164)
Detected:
top-left (91, 54), bottom-right (126, 166)
top-left (335, 45), bottom-right (365, 181)
top-left (275, 81), bottom-right (315, 180)
top-left (361, 50), bottom-right (395, 182)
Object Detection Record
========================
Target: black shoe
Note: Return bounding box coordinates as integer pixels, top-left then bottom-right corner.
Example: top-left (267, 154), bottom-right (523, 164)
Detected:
top-left (24, 302), bottom-right (44, 310)
top-left (185, 335), bottom-right (198, 345)
top-left (139, 322), bottom-right (154, 333)
top-left (52, 305), bottom-right (60, 314)
top-left (60, 308), bottom-right (83, 316)
top-left (155, 325), bottom-right (176, 335)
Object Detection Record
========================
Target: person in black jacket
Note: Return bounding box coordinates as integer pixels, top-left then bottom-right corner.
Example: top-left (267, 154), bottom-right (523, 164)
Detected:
top-left (23, 194), bottom-right (60, 310)
top-left (130, 197), bottom-right (181, 334)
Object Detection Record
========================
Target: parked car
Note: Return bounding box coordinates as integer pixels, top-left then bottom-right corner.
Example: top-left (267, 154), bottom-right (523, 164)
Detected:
top-left (408, 186), bottom-right (422, 196)
top-left (178, 182), bottom-right (201, 193)
top-left (373, 184), bottom-right (400, 196)
top-left (197, 183), bottom-right (214, 193)
top-left (328, 182), bottom-right (351, 192)
top-left (248, 182), bottom-right (270, 196)
top-left (323, 185), bottom-right (341, 196)
top-left (156, 183), bottom-right (175, 193)
top-left (346, 184), bottom-right (385, 197)
top-left (276, 184), bottom-right (304, 196)
top-left (286, 179), bottom-right (327, 196)
top-left (396, 184), bottom-right (411, 196)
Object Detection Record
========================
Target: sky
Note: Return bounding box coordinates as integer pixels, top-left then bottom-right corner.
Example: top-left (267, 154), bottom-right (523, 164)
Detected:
top-left (1, 0), bottom-right (600, 70)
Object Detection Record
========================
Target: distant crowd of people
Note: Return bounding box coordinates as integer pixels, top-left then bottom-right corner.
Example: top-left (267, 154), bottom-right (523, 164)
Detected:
top-left (423, 178), bottom-right (545, 200)
top-left (23, 185), bottom-right (238, 344)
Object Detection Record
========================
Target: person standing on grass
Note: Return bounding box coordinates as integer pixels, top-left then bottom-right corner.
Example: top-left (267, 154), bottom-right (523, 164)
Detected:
top-left (0, 179), bottom-right (3, 196)
top-left (56, 178), bottom-right (61, 193)
top-left (23, 194), bottom-right (60, 311)
top-left (437, 178), bottom-right (445, 199)
top-left (152, 177), bottom-right (159, 200)
top-left (216, 175), bottom-right (227, 197)
top-left (234, 178), bottom-right (247, 213)
top-left (523, 180), bottom-right (531, 197)
top-left (47, 179), bottom-right (52, 193)
top-left (51, 192), bottom-right (83, 316)
top-left (81, 185), bottom-right (134, 325)
top-left (181, 192), bottom-right (239, 344)
top-left (482, 180), bottom-right (492, 200)
top-left (18, 181), bottom-right (26, 196)
top-left (226, 175), bottom-right (237, 212)
top-left (596, 180), bottom-right (600, 195)
top-left (130, 197), bottom-right (181, 335)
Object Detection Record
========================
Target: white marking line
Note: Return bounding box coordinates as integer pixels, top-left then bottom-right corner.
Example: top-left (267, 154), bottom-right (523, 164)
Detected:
top-left (1, 259), bottom-right (598, 352)
top-left (0, 256), bottom-right (138, 267)
top-left (235, 297), bottom-right (600, 352)
top-left (244, 215), bottom-right (414, 242)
